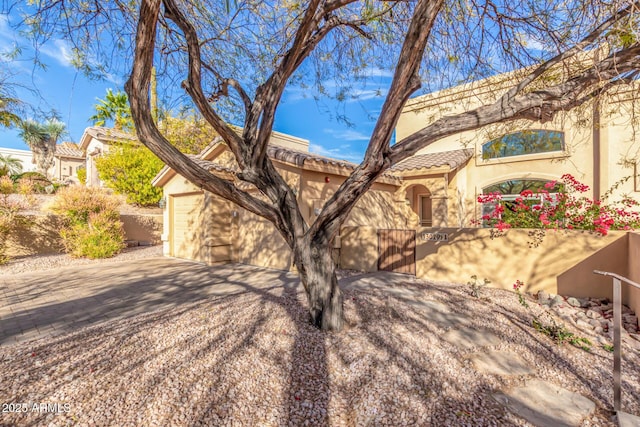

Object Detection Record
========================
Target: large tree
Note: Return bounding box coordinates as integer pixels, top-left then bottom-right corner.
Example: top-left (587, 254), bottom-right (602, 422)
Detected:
top-left (22, 0), bottom-right (640, 330)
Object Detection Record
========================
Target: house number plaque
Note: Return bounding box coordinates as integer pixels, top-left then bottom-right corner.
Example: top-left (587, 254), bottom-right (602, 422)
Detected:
top-left (420, 232), bottom-right (449, 242)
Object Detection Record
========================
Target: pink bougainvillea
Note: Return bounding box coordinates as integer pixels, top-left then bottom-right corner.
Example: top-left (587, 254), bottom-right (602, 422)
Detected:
top-left (477, 174), bottom-right (640, 236)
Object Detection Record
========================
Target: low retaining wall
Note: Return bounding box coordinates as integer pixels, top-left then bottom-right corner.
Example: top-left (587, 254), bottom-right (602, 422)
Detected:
top-left (340, 227), bottom-right (639, 314)
top-left (6, 213), bottom-right (163, 257)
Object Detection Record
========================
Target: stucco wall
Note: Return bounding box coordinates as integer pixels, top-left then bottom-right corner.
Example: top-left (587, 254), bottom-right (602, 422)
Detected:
top-left (340, 226), bottom-right (628, 295)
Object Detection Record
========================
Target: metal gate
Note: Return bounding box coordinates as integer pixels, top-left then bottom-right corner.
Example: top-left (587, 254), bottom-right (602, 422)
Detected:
top-left (377, 229), bottom-right (416, 275)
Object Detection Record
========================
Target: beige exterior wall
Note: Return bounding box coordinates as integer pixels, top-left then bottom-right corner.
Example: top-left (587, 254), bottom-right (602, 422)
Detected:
top-left (340, 226), bottom-right (628, 294)
top-left (396, 78), bottom-right (640, 226)
top-left (159, 148), bottom-right (401, 270)
top-left (52, 157), bottom-right (84, 181)
top-left (0, 148), bottom-right (36, 173)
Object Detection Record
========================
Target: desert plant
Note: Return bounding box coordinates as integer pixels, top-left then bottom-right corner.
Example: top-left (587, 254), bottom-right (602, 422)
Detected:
top-left (532, 313), bottom-right (592, 352)
top-left (13, 172), bottom-right (53, 194)
top-left (0, 153), bottom-right (23, 177)
top-left (467, 275), bottom-right (490, 298)
top-left (50, 186), bottom-right (125, 258)
top-left (19, 119), bottom-right (66, 179)
top-left (513, 279), bottom-right (529, 308)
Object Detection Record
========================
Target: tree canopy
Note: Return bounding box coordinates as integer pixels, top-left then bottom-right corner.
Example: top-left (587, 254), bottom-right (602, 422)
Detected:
top-left (15, 0), bottom-right (640, 330)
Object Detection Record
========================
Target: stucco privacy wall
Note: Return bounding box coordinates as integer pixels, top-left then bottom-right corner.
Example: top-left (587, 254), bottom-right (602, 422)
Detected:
top-left (6, 214), bottom-right (162, 257)
top-left (340, 227), bottom-right (627, 294)
top-left (557, 231), bottom-right (640, 315)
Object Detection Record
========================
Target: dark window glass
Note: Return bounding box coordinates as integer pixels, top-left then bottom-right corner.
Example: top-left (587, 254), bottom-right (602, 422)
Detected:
top-left (482, 130), bottom-right (564, 159)
top-left (483, 179), bottom-right (562, 195)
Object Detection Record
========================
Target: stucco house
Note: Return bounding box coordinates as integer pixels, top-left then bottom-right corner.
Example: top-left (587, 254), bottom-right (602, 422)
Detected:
top-left (152, 71), bottom-right (640, 316)
top-left (51, 142), bottom-right (85, 181)
top-left (396, 74), bottom-right (640, 228)
top-left (78, 126), bottom-right (137, 187)
top-left (153, 131), bottom-right (430, 270)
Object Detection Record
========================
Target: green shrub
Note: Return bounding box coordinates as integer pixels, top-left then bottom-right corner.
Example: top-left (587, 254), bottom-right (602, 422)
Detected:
top-left (51, 186), bottom-right (125, 258)
top-left (76, 165), bottom-right (86, 185)
top-left (14, 172), bottom-right (53, 194)
top-left (95, 143), bottom-right (163, 206)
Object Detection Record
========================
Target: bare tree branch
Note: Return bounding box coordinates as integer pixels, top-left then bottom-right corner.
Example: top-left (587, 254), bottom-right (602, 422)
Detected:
top-left (309, 0), bottom-right (445, 242)
top-left (125, 0), bottom-right (289, 242)
top-left (161, 0), bottom-right (246, 166)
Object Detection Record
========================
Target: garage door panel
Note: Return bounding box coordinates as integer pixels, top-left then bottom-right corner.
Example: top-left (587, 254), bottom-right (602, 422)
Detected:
top-left (170, 192), bottom-right (232, 264)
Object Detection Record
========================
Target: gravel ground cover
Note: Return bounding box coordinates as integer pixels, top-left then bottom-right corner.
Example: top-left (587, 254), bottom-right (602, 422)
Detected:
top-left (1, 257), bottom-right (639, 426)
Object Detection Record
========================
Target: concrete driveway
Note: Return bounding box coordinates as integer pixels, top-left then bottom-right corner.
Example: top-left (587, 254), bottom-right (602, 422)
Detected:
top-left (0, 258), bottom-right (303, 346)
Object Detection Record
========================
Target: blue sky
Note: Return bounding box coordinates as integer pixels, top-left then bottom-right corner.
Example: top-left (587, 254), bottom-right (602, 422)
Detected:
top-left (0, 14), bottom-right (391, 164)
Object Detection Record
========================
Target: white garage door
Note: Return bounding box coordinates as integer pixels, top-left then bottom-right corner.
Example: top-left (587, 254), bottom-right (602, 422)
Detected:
top-left (170, 192), bottom-right (205, 261)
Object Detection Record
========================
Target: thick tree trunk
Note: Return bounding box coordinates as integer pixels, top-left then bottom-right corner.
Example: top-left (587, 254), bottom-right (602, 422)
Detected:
top-left (294, 241), bottom-right (344, 332)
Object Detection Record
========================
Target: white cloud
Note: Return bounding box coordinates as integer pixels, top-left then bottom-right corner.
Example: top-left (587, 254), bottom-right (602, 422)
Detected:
top-left (39, 39), bottom-right (75, 67)
top-left (347, 87), bottom-right (388, 102)
top-left (309, 142), bottom-right (364, 163)
top-left (323, 128), bottom-right (370, 142)
top-left (359, 66), bottom-right (394, 78)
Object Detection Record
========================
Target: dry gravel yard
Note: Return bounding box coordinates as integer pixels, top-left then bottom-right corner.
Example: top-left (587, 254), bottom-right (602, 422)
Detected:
top-left (1, 255), bottom-right (639, 426)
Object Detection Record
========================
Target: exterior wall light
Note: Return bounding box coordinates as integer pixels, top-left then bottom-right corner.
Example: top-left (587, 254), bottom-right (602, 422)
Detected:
top-left (158, 197), bottom-right (167, 209)
top-left (314, 208), bottom-right (322, 215)
top-left (232, 210), bottom-right (239, 218)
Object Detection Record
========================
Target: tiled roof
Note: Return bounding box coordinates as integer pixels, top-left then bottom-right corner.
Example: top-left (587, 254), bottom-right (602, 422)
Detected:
top-left (85, 126), bottom-right (137, 143)
top-left (55, 142), bottom-right (84, 159)
top-left (391, 149), bottom-right (474, 172)
top-left (266, 145), bottom-right (400, 181)
top-left (186, 155), bottom-right (238, 175)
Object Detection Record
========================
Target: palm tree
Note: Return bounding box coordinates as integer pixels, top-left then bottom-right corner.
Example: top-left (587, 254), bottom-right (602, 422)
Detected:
top-left (89, 89), bottom-right (133, 131)
top-left (0, 153), bottom-right (23, 177)
top-left (19, 119), bottom-right (66, 179)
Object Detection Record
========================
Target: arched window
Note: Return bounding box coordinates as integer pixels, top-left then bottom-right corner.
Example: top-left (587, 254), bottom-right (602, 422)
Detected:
top-left (480, 179), bottom-right (562, 225)
top-left (482, 130), bottom-right (564, 160)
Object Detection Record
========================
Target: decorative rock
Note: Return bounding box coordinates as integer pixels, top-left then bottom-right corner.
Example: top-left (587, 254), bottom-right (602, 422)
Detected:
top-left (623, 314), bottom-right (637, 325)
top-left (576, 319), bottom-right (594, 330)
top-left (549, 295), bottom-right (564, 308)
top-left (586, 310), bottom-right (601, 319)
top-left (618, 411), bottom-right (640, 427)
top-left (537, 290), bottom-right (550, 302)
top-left (566, 297), bottom-right (582, 308)
top-left (594, 326), bottom-right (604, 334)
top-left (578, 298), bottom-right (590, 308)
top-left (588, 319), bottom-right (601, 328)
top-left (493, 379), bottom-right (596, 427)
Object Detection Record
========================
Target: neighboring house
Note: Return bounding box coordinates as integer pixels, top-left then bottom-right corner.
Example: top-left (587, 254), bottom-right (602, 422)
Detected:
top-left (395, 73), bottom-right (640, 227)
top-left (78, 126), bottom-right (137, 187)
top-left (51, 142), bottom-right (85, 181)
top-left (0, 147), bottom-right (37, 173)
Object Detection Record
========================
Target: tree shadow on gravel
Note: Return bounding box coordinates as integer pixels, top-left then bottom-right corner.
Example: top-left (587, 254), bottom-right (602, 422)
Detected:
top-left (0, 259), bottom-right (333, 426)
top-left (1, 259), bottom-right (639, 425)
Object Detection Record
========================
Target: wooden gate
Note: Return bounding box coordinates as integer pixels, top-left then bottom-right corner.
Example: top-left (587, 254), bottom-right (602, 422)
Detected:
top-left (377, 229), bottom-right (416, 275)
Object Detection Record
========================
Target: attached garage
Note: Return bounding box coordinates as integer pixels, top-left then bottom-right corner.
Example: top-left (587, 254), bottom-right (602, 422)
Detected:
top-left (168, 190), bottom-right (232, 265)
